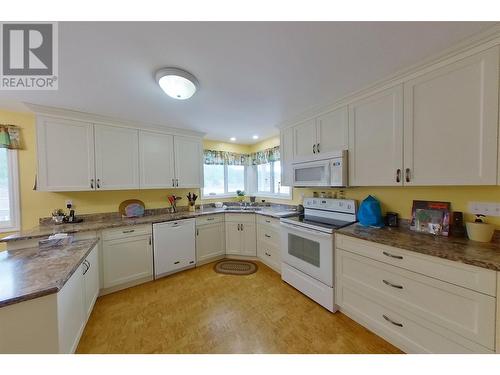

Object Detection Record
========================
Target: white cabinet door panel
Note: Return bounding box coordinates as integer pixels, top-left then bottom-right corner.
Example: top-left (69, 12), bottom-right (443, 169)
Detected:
top-left (196, 222), bottom-right (225, 262)
top-left (225, 222), bottom-right (241, 255)
top-left (241, 222), bottom-right (257, 256)
top-left (174, 136), bottom-right (203, 188)
top-left (280, 127), bottom-right (294, 187)
top-left (83, 245), bottom-right (99, 319)
top-left (293, 119), bottom-right (317, 159)
top-left (139, 131), bottom-right (175, 188)
top-left (94, 124), bottom-right (139, 190)
top-left (404, 47), bottom-right (499, 185)
top-left (316, 106), bottom-right (348, 153)
top-left (36, 117), bottom-right (95, 191)
top-left (348, 85), bottom-right (404, 186)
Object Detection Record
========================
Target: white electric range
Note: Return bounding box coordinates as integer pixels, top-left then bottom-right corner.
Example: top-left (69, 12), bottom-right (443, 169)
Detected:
top-left (280, 197), bottom-right (357, 312)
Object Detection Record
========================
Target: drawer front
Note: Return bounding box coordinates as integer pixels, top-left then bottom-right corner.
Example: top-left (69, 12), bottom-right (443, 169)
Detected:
top-left (339, 283), bottom-right (492, 353)
top-left (257, 240), bottom-right (281, 271)
top-left (196, 214), bottom-right (224, 226)
top-left (337, 249), bottom-right (496, 349)
top-left (256, 215), bottom-right (280, 228)
top-left (336, 234), bottom-right (497, 296)
top-left (224, 213), bottom-right (256, 223)
top-left (102, 224), bottom-right (152, 241)
top-left (257, 224), bottom-right (280, 246)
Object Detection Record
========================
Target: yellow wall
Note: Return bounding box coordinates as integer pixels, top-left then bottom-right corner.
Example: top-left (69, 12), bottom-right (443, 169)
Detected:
top-left (0, 109), bottom-right (200, 236)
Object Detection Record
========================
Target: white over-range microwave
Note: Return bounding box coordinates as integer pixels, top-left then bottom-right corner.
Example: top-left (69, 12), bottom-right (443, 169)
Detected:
top-left (291, 150), bottom-right (348, 187)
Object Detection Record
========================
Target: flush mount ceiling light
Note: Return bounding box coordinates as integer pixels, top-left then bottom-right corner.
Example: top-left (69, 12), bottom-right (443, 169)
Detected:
top-left (252, 135), bottom-right (259, 140)
top-left (155, 67), bottom-right (199, 100)
top-left (230, 137), bottom-right (236, 142)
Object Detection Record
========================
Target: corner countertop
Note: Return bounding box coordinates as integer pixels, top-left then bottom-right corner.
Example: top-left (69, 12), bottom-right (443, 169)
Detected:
top-left (336, 223), bottom-right (500, 271)
top-left (0, 205), bottom-right (298, 243)
top-left (0, 239), bottom-right (98, 308)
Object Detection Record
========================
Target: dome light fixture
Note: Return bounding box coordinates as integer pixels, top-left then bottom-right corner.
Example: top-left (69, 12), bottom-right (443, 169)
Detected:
top-left (155, 67), bottom-right (199, 100)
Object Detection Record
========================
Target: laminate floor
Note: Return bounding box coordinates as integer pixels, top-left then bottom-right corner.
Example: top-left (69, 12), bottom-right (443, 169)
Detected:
top-left (76, 261), bottom-right (402, 354)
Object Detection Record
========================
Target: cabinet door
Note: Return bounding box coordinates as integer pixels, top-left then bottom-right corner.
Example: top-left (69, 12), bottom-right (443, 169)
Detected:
top-left (83, 245), bottom-right (99, 319)
top-left (348, 85), bottom-right (404, 186)
top-left (139, 131), bottom-right (175, 188)
top-left (174, 136), bottom-right (203, 188)
top-left (94, 124), bottom-right (140, 190)
top-left (280, 127), bottom-right (294, 186)
top-left (36, 116), bottom-right (95, 191)
top-left (316, 106), bottom-right (348, 153)
top-left (404, 47), bottom-right (499, 185)
top-left (293, 119), bottom-right (317, 159)
top-left (240, 222), bottom-right (257, 256)
top-left (57, 265), bottom-right (85, 353)
top-left (196, 222), bottom-right (225, 262)
top-left (102, 235), bottom-right (152, 288)
top-left (225, 222), bottom-right (241, 255)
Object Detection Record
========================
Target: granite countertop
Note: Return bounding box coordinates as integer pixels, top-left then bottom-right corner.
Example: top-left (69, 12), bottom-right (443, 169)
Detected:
top-left (337, 223), bottom-right (500, 271)
top-left (0, 239), bottom-right (98, 308)
top-left (1, 205), bottom-right (298, 243)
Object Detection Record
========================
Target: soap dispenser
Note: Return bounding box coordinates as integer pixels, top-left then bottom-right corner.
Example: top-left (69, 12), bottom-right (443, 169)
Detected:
top-left (465, 214), bottom-right (495, 242)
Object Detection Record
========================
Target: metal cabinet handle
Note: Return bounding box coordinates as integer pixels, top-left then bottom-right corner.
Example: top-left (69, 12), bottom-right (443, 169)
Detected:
top-left (241, 223), bottom-right (244, 231)
top-left (196, 228), bottom-right (199, 236)
top-left (237, 224), bottom-right (240, 231)
top-left (383, 314), bottom-right (403, 327)
top-left (317, 143), bottom-right (320, 153)
top-left (265, 251), bottom-right (271, 257)
top-left (149, 236), bottom-right (152, 245)
top-left (405, 168), bottom-right (410, 183)
top-left (174, 261), bottom-right (180, 265)
top-left (176, 179), bottom-right (179, 187)
top-left (265, 234), bottom-right (271, 238)
top-left (96, 178), bottom-right (101, 188)
top-left (265, 220), bottom-right (271, 223)
top-left (83, 260), bottom-right (90, 275)
top-left (90, 178), bottom-right (94, 189)
top-left (122, 229), bottom-right (135, 233)
top-left (383, 279), bottom-right (403, 289)
top-left (313, 144), bottom-right (316, 154)
top-left (396, 169), bottom-right (401, 183)
top-left (172, 178), bottom-right (175, 187)
top-left (207, 217), bottom-right (215, 221)
top-left (383, 251), bottom-right (403, 260)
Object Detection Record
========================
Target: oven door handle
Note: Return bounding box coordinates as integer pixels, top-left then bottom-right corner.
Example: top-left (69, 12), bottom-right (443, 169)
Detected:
top-left (280, 222), bottom-right (333, 238)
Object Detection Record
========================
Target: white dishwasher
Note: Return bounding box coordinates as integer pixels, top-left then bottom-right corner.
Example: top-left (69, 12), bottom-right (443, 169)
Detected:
top-left (153, 218), bottom-right (196, 279)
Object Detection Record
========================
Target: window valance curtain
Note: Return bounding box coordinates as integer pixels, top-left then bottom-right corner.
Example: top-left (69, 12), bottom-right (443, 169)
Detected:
top-left (203, 145), bottom-right (280, 166)
top-left (0, 125), bottom-right (21, 149)
top-left (203, 150), bottom-right (248, 166)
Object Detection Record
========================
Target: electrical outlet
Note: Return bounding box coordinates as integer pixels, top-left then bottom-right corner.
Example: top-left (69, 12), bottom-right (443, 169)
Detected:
top-left (468, 202), bottom-right (500, 217)
top-left (65, 200), bottom-right (73, 208)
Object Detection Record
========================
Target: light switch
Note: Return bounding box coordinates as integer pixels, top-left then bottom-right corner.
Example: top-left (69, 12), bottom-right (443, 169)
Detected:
top-left (468, 202), bottom-right (500, 217)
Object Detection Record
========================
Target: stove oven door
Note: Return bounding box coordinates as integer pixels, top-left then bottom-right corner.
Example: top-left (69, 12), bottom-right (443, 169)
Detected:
top-left (280, 222), bottom-right (334, 286)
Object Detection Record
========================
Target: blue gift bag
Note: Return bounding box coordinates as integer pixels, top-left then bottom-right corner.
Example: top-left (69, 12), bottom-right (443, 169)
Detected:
top-left (358, 195), bottom-right (384, 228)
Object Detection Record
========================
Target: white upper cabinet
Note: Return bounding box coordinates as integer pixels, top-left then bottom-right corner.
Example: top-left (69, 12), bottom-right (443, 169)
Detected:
top-left (139, 131), bottom-right (175, 188)
top-left (403, 47), bottom-right (499, 186)
top-left (36, 116), bottom-right (95, 191)
top-left (94, 124), bottom-right (140, 190)
top-left (280, 126), bottom-right (294, 187)
top-left (174, 136), bottom-right (203, 188)
top-left (348, 85), bottom-right (404, 186)
top-left (293, 118), bottom-right (317, 159)
top-left (316, 106), bottom-right (348, 154)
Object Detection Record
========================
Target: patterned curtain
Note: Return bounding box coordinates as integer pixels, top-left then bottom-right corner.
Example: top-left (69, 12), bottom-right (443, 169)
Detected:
top-left (203, 150), bottom-right (248, 166)
top-left (0, 125), bottom-right (21, 149)
top-left (249, 146), bottom-right (280, 165)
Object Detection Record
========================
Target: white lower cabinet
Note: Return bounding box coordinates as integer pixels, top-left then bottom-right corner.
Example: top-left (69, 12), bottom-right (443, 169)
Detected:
top-left (256, 216), bottom-right (281, 272)
top-left (102, 225), bottom-right (153, 292)
top-left (196, 215), bottom-right (225, 264)
top-left (335, 234), bottom-right (497, 353)
top-left (225, 213), bottom-right (256, 256)
top-left (0, 244), bottom-right (99, 353)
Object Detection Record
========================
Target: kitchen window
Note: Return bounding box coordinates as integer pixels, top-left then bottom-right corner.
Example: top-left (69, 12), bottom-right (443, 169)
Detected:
top-left (255, 160), bottom-right (291, 198)
top-left (203, 163), bottom-right (246, 197)
top-left (0, 148), bottom-right (20, 232)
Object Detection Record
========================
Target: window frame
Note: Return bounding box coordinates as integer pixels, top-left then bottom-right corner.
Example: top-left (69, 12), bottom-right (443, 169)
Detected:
top-left (253, 160), bottom-right (292, 200)
top-left (202, 163), bottom-right (247, 198)
top-left (0, 149), bottom-right (21, 232)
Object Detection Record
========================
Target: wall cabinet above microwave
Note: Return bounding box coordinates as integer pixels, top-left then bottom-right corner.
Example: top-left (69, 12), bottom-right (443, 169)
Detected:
top-left (292, 106), bottom-right (348, 161)
top-left (36, 115), bottom-right (203, 192)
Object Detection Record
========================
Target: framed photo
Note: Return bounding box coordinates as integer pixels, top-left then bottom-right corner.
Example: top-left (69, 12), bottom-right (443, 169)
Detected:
top-left (410, 200), bottom-right (451, 236)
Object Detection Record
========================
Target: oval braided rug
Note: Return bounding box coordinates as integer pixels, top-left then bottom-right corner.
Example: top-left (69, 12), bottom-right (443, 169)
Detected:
top-left (214, 259), bottom-right (258, 275)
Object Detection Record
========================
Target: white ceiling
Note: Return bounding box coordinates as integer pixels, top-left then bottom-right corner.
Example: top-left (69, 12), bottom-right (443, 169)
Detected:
top-left (0, 22), bottom-right (496, 143)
